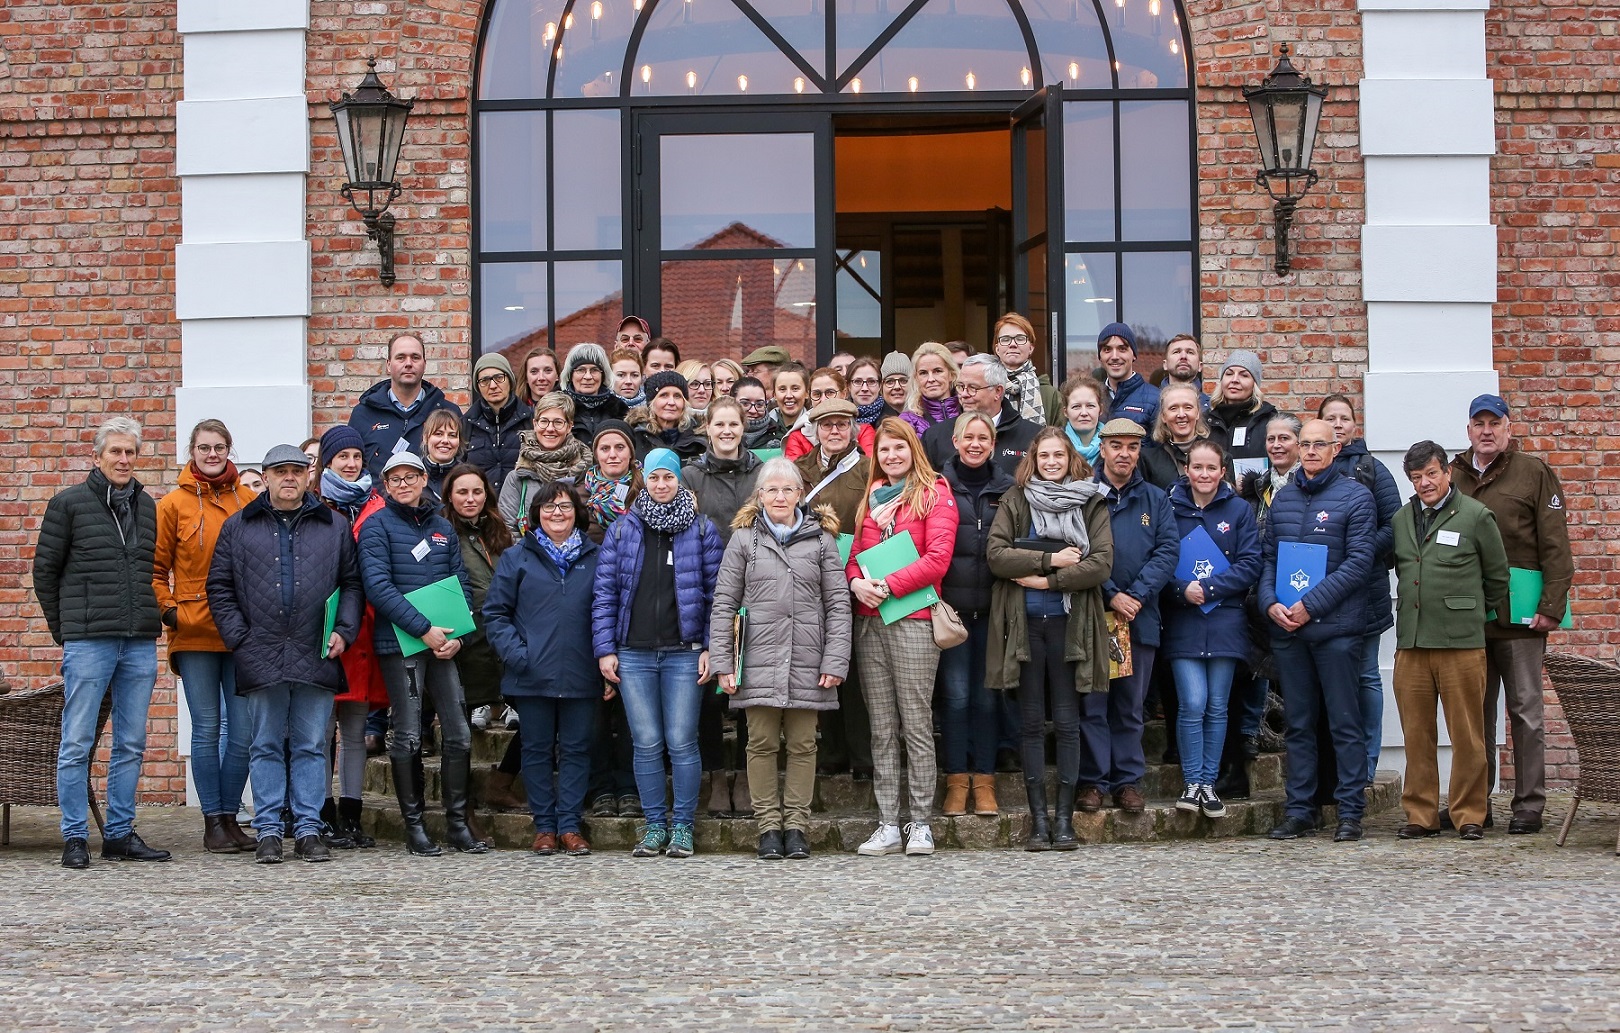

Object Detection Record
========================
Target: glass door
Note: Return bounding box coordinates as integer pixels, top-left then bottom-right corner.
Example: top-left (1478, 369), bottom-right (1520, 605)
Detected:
top-left (1010, 86), bottom-right (1066, 379)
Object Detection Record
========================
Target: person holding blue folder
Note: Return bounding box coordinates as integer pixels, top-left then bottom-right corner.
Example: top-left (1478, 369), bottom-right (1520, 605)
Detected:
top-left (1163, 440), bottom-right (1261, 821)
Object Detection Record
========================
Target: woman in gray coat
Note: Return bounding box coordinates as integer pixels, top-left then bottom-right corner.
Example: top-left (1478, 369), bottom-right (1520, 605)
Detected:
top-left (710, 457), bottom-right (852, 861)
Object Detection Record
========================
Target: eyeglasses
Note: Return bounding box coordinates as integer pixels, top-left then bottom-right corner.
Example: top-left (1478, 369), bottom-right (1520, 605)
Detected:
top-left (739, 398), bottom-right (769, 412)
top-left (996, 334), bottom-right (1032, 346)
top-left (536, 502), bottom-right (573, 515)
top-left (689, 378), bottom-right (714, 391)
top-left (958, 382), bottom-right (992, 396)
top-left (193, 444), bottom-right (229, 455)
top-left (883, 376), bottom-right (909, 388)
top-left (616, 332), bottom-right (648, 344)
top-left (760, 486), bottom-right (799, 498)
top-left (849, 377), bottom-right (879, 389)
top-left (386, 472), bottom-right (424, 487)
top-left (817, 419), bottom-right (852, 432)
top-left (810, 388), bottom-right (840, 401)
top-left (1298, 440), bottom-right (1335, 452)
top-left (476, 373), bottom-right (509, 387)
top-left (535, 417), bottom-right (570, 430)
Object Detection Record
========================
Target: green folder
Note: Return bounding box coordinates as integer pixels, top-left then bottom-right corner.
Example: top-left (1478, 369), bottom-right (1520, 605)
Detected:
top-left (1507, 567), bottom-right (1573, 629)
top-left (855, 533), bottom-right (938, 625)
top-left (320, 589), bottom-right (341, 658)
top-left (837, 534), bottom-right (854, 565)
top-left (750, 448), bottom-right (784, 462)
top-left (392, 575), bottom-right (478, 656)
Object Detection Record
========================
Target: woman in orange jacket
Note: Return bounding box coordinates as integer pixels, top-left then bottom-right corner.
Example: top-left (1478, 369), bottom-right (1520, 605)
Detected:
top-left (152, 418), bottom-right (257, 853)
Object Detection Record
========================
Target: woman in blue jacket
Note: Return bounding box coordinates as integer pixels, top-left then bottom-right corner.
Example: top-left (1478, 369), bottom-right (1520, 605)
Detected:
top-left (484, 480), bottom-right (603, 857)
top-left (357, 451), bottom-right (486, 857)
top-left (1163, 439), bottom-right (1261, 820)
top-left (592, 448), bottom-right (725, 859)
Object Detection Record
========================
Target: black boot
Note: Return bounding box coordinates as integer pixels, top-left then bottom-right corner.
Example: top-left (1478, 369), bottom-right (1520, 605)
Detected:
top-left (1052, 782), bottom-right (1079, 851)
top-left (1212, 756), bottom-right (1251, 801)
top-left (338, 796), bottom-right (376, 848)
top-left (1023, 778), bottom-right (1052, 852)
top-left (320, 797), bottom-right (355, 849)
top-left (390, 754), bottom-right (441, 856)
top-left (442, 753), bottom-right (490, 854)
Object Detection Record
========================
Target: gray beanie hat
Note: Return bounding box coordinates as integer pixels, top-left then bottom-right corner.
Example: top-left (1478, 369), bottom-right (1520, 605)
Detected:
top-left (1221, 349), bottom-right (1263, 384)
top-left (881, 351), bottom-right (912, 380)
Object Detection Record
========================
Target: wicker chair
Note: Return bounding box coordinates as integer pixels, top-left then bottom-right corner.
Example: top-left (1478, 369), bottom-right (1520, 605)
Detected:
top-left (1544, 653), bottom-right (1620, 855)
top-left (0, 683), bottom-right (112, 846)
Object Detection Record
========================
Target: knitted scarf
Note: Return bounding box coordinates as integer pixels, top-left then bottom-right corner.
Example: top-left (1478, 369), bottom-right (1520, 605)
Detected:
top-left (1023, 477), bottom-right (1101, 555)
top-left (855, 397), bottom-right (887, 427)
top-left (569, 387), bottom-right (620, 415)
top-left (1005, 361), bottom-right (1046, 423)
top-left (583, 465), bottom-right (634, 530)
top-left (516, 432), bottom-right (589, 482)
top-left (868, 479), bottom-right (907, 534)
top-left (189, 460), bottom-right (240, 488)
top-left (1064, 424), bottom-right (1102, 467)
top-left (535, 527), bottom-right (584, 573)
top-left (633, 486), bottom-right (699, 534)
top-left (321, 468), bottom-right (373, 513)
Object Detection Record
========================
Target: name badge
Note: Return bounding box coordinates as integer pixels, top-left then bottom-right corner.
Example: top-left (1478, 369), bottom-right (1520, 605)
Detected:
top-left (1232, 427), bottom-right (1247, 447)
top-left (1436, 530), bottom-right (1460, 547)
top-left (391, 437), bottom-right (411, 455)
top-left (411, 539), bottom-right (431, 561)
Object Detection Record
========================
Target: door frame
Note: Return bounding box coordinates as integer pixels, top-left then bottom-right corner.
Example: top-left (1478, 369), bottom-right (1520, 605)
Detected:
top-left (1010, 85), bottom-right (1066, 381)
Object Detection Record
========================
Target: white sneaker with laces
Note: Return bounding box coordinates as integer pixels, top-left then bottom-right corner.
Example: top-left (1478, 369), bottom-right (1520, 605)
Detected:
top-left (1199, 784), bottom-right (1227, 819)
top-left (470, 706), bottom-right (491, 731)
top-left (1176, 782), bottom-right (1201, 813)
top-left (904, 822), bottom-right (935, 856)
top-left (503, 706), bottom-right (521, 730)
top-left (856, 822), bottom-right (904, 856)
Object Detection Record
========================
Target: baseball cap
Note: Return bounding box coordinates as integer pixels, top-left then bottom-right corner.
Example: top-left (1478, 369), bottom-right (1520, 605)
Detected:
top-left (1468, 394), bottom-right (1509, 419)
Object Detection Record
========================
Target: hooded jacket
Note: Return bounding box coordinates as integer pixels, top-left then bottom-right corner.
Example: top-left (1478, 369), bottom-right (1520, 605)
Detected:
top-left (684, 450), bottom-right (764, 544)
top-left (346, 378), bottom-right (462, 479)
top-left (152, 464), bottom-right (256, 662)
top-left (33, 468), bottom-right (161, 645)
top-left (1095, 465), bottom-right (1180, 648)
top-left (1259, 464), bottom-right (1379, 644)
top-left (356, 494), bottom-right (474, 655)
top-left (463, 393), bottom-right (534, 494)
top-left (484, 531), bottom-right (602, 699)
top-left (1161, 480), bottom-right (1263, 661)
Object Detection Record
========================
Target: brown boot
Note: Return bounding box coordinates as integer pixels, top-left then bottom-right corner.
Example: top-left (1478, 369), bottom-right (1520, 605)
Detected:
top-left (465, 807), bottom-right (494, 850)
top-left (942, 773), bottom-right (971, 817)
top-left (970, 774), bottom-right (999, 816)
top-left (730, 767), bottom-right (753, 818)
top-left (203, 814), bottom-right (239, 854)
top-left (220, 813), bottom-right (256, 851)
top-left (483, 767), bottom-right (525, 811)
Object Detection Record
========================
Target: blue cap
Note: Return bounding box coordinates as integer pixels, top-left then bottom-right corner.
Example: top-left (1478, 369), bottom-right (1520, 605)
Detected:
top-left (1097, 322), bottom-right (1137, 354)
top-left (1468, 393), bottom-right (1509, 419)
top-left (643, 448), bottom-right (682, 480)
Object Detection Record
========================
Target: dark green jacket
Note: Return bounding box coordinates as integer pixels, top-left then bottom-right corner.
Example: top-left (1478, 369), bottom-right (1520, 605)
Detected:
top-left (1393, 490), bottom-right (1510, 651)
top-left (33, 470), bottom-right (161, 645)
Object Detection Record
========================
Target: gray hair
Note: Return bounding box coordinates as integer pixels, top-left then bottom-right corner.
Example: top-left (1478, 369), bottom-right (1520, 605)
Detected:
top-left (1266, 413), bottom-right (1303, 439)
top-left (961, 354), bottom-right (1009, 389)
top-left (94, 416), bottom-right (143, 454)
top-left (756, 456), bottom-right (804, 492)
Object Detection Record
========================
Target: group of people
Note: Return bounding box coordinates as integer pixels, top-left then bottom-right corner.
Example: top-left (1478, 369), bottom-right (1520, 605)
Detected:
top-left (32, 312), bottom-right (1572, 868)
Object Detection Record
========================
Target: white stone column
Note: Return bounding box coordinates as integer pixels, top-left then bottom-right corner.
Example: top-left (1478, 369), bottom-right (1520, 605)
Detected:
top-left (1358, 0), bottom-right (1498, 782)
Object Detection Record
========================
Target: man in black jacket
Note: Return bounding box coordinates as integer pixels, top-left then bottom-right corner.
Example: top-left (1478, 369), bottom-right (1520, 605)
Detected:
top-left (32, 416), bottom-right (170, 869)
top-left (207, 445), bottom-right (364, 864)
top-left (922, 356), bottom-right (1041, 477)
top-left (347, 332), bottom-right (462, 479)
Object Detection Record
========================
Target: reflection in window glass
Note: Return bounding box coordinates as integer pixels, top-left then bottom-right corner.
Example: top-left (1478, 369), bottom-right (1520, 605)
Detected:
top-left (846, 0), bottom-right (1034, 94)
top-left (1062, 102), bottom-right (1113, 243)
top-left (479, 113), bottom-right (546, 253)
top-left (836, 249), bottom-right (882, 341)
top-left (1119, 101), bottom-right (1191, 240)
top-left (478, 0), bottom-right (568, 100)
top-left (1021, 0), bottom-right (1113, 88)
top-left (660, 257), bottom-right (817, 368)
top-left (745, 0), bottom-right (826, 79)
top-left (634, 0), bottom-right (814, 96)
top-left (552, 0), bottom-right (638, 98)
top-left (554, 259), bottom-right (627, 352)
top-left (1064, 251), bottom-right (1116, 372)
top-left (835, 0), bottom-right (905, 81)
top-left (1122, 250), bottom-right (1193, 353)
top-left (661, 134), bottom-right (816, 249)
top-left (480, 262), bottom-right (550, 360)
top-left (553, 110), bottom-right (622, 250)
top-left (1020, 121), bottom-right (1046, 241)
top-left (1109, 0), bottom-right (1188, 89)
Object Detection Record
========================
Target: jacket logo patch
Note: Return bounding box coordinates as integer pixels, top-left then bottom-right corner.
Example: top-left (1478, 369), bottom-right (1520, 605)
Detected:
top-left (430, 532), bottom-right (450, 546)
top-left (1216, 521), bottom-right (1230, 534)
top-left (372, 422), bottom-right (392, 432)
top-left (1315, 510), bottom-right (1329, 523)
top-left (1549, 495), bottom-right (1562, 510)
top-left (1141, 513), bottom-right (1151, 526)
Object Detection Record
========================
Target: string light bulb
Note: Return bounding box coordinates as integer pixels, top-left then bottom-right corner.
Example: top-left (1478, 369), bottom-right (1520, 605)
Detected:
top-left (1169, 39), bottom-right (1178, 54)
top-left (737, 74), bottom-right (748, 92)
top-left (564, 12), bottom-right (574, 28)
top-left (965, 71), bottom-right (976, 90)
top-left (543, 20), bottom-right (556, 41)
top-left (641, 64), bottom-right (652, 84)
top-left (793, 76), bottom-right (805, 93)
top-left (1020, 66), bottom-right (1031, 87)
top-left (850, 77), bottom-right (862, 93)
top-left (908, 76), bottom-right (919, 92)
top-left (1068, 61), bottom-right (1080, 80)
top-left (592, 1), bottom-right (603, 17)
top-left (1149, 0), bottom-right (1159, 13)
top-left (686, 69), bottom-right (697, 91)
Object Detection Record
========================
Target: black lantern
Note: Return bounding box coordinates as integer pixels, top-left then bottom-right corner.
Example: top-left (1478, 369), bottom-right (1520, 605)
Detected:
top-left (329, 59), bottom-right (414, 287)
top-left (1243, 43), bottom-right (1327, 276)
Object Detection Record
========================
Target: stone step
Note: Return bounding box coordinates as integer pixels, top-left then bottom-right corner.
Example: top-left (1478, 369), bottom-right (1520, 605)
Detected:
top-left (357, 771), bottom-right (1402, 852)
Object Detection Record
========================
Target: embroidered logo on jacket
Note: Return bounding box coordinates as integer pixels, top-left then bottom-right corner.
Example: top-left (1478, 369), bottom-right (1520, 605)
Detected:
top-left (430, 532), bottom-right (450, 547)
top-left (1216, 521), bottom-right (1230, 534)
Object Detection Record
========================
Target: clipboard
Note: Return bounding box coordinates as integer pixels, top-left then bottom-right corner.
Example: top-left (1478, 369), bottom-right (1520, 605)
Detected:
top-left (855, 533), bottom-right (938, 624)
top-left (392, 575), bottom-right (477, 656)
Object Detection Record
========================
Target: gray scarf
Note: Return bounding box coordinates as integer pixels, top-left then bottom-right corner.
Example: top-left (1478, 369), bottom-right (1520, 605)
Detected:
top-left (1023, 477), bottom-right (1101, 555)
top-left (1006, 361), bottom-right (1045, 423)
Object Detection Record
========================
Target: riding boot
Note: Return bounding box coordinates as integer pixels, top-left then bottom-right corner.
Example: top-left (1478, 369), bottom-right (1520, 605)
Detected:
top-left (337, 796), bottom-right (376, 848)
top-left (441, 753), bottom-right (490, 854)
top-left (1023, 777), bottom-right (1052, 851)
top-left (320, 797), bottom-right (355, 849)
top-left (391, 754), bottom-right (441, 856)
top-left (1052, 781), bottom-right (1079, 851)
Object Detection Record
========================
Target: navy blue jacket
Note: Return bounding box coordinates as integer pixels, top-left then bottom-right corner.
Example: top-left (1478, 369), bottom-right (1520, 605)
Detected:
top-left (940, 458), bottom-right (1015, 619)
top-left (1331, 438), bottom-right (1401, 636)
top-left (347, 379), bottom-right (463, 479)
top-left (357, 494), bottom-right (474, 655)
top-left (592, 507), bottom-right (725, 657)
top-left (1259, 465), bottom-right (1378, 644)
top-left (484, 531), bottom-right (602, 699)
top-left (1095, 466), bottom-right (1180, 648)
top-left (463, 395), bottom-right (534, 494)
top-left (1161, 480), bottom-right (1262, 660)
top-left (207, 493), bottom-right (363, 694)
top-left (1106, 372), bottom-right (1160, 432)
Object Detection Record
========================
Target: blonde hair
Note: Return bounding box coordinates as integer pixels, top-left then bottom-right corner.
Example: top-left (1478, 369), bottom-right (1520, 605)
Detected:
top-left (855, 418), bottom-right (939, 526)
top-left (1153, 383), bottom-right (1210, 446)
top-left (904, 342), bottom-right (960, 418)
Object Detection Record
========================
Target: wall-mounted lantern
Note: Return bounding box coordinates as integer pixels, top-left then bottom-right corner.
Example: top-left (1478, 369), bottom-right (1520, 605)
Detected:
top-left (329, 59), bottom-right (414, 287)
top-left (1244, 43), bottom-right (1327, 276)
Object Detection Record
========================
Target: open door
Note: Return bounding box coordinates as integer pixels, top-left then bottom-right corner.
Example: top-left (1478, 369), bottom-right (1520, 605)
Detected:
top-left (1011, 86), bottom-right (1065, 380)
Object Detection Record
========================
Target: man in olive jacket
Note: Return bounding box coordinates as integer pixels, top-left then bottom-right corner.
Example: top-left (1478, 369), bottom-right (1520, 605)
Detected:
top-left (1392, 441), bottom-right (1509, 841)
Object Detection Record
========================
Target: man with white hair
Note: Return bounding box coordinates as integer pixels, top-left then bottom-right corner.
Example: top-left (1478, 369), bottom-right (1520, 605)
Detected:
top-left (33, 416), bottom-right (171, 869)
top-left (921, 355), bottom-right (1041, 476)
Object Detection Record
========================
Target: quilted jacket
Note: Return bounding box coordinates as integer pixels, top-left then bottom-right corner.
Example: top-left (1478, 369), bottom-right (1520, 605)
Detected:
top-left (357, 494), bottom-right (474, 656)
top-left (1161, 480), bottom-right (1263, 661)
top-left (463, 394), bottom-right (534, 494)
top-left (33, 469), bottom-right (161, 645)
top-left (591, 505), bottom-right (725, 657)
top-left (1259, 465), bottom-right (1379, 644)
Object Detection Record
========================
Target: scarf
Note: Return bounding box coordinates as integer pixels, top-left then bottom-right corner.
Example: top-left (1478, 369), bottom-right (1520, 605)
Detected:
top-left (622, 390), bottom-right (646, 410)
top-left (189, 460), bottom-right (240, 488)
top-left (583, 465), bottom-right (634, 530)
top-left (763, 510), bottom-right (805, 543)
top-left (517, 433), bottom-right (589, 482)
top-left (536, 527), bottom-right (584, 573)
top-left (1024, 477), bottom-right (1101, 555)
top-left (633, 486), bottom-right (699, 534)
top-left (743, 417), bottom-right (778, 449)
top-left (868, 479), bottom-right (907, 534)
top-left (921, 394), bottom-right (962, 426)
top-left (1006, 361), bottom-right (1045, 423)
top-left (855, 397), bottom-right (887, 427)
top-left (569, 387), bottom-right (619, 414)
top-left (1064, 424), bottom-right (1102, 467)
top-left (321, 468), bottom-right (373, 513)
top-left (1266, 464), bottom-right (1294, 503)
top-left (89, 468), bottom-right (137, 541)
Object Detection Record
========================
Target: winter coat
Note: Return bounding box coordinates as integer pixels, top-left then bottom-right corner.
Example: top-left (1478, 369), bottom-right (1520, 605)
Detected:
top-left (1140, 438), bottom-right (1197, 491)
top-left (1330, 438), bottom-right (1402, 636)
top-left (335, 493), bottom-right (390, 708)
top-left (463, 395), bottom-right (534, 494)
top-left (843, 477), bottom-right (959, 622)
top-left (484, 531), bottom-right (602, 699)
top-left (451, 516), bottom-right (507, 709)
top-left (206, 493), bottom-right (363, 694)
top-left (346, 378), bottom-right (462, 479)
top-left (794, 447), bottom-right (871, 535)
top-left (1161, 480), bottom-right (1263, 661)
top-left (709, 501), bottom-right (851, 710)
top-left (152, 465), bottom-right (256, 663)
top-left (569, 390), bottom-right (630, 446)
top-left (940, 458), bottom-right (1015, 619)
top-left (922, 401), bottom-right (1042, 477)
top-left (984, 483), bottom-right (1114, 693)
top-left (1206, 398), bottom-right (1277, 482)
top-left (626, 405), bottom-right (707, 464)
top-left (498, 451), bottom-right (592, 535)
top-left (1451, 445), bottom-right (1574, 640)
top-left (784, 422), bottom-right (876, 461)
top-left (1259, 465), bottom-right (1379, 644)
top-left (1393, 491), bottom-right (1510, 651)
top-left (356, 495), bottom-right (474, 656)
top-left (1106, 372), bottom-right (1160, 432)
top-left (684, 450), bottom-right (763, 544)
top-left (32, 469), bottom-right (161, 645)
top-left (592, 506), bottom-right (725, 657)
top-left (1095, 466), bottom-right (1179, 648)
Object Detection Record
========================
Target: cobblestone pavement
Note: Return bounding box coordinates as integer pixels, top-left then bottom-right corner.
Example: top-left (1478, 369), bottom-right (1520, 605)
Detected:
top-left (2, 802), bottom-right (1618, 1031)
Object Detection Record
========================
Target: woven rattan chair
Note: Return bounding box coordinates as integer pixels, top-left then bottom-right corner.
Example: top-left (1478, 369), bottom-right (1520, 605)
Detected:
top-left (1544, 653), bottom-right (1620, 855)
top-left (0, 683), bottom-right (112, 846)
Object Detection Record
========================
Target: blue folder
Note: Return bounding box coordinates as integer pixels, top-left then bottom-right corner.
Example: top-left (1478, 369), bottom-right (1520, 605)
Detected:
top-left (1275, 540), bottom-right (1329, 609)
top-left (1174, 525), bottom-right (1229, 614)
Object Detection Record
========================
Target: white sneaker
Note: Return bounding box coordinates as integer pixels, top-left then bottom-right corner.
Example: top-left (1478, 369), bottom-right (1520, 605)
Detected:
top-left (856, 822), bottom-right (904, 856)
top-left (470, 706), bottom-right (491, 731)
top-left (503, 706), bottom-right (521, 731)
top-left (903, 822), bottom-right (935, 857)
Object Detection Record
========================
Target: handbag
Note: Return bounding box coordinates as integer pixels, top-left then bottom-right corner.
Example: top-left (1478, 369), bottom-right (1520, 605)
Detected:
top-left (930, 600), bottom-right (969, 649)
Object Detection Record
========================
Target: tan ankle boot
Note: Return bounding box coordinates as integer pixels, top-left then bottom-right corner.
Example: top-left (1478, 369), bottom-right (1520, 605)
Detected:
top-left (943, 773), bottom-right (971, 817)
top-left (971, 774), bottom-right (1000, 816)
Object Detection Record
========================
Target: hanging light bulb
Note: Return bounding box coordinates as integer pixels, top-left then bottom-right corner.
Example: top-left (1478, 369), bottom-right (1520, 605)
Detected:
top-left (543, 20), bottom-right (556, 41)
top-left (634, 0), bottom-right (644, 8)
top-left (685, 69), bottom-right (697, 91)
top-left (1169, 38), bottom-right (1178, 54)
top-left (1068, 61), bottom-right (1080, 81)
top-left (564, 12), bottom-right (574, 28)
top-left (850, 77), bottom-right (862, 93)
top-left (1115, 0), bottom-right (1123, 7)
top-left (641, 64), bottom-right (652, 84)
top-left (592, 1), bottom-right (603, 17)
top-left (1020, 66), bottom-right (1031, 87)
top-left (1148, 0), bottom-right (1159, 13)
top-left (737, 74), bottom-right (748, 92)
top-left (859, 255), bottom-right (866, 268)
top-left (793, 76), bottom-right (806, 93)
top-left (1114, 59), bottom-right (1121, 71)
top-left (907, 76), bottom-right (919, 93)
top-left (965, 71), bottom-right (976, 90)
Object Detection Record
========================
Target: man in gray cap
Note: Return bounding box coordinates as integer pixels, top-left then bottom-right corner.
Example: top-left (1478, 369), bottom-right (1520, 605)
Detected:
top-left (1448, 393), bottom-right (1573, 834)
top-left (207, 444), bottom-right (364, 864)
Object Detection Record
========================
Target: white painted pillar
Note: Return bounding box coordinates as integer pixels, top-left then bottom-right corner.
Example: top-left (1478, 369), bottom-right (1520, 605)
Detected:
top-left (1358, 0), bottom-right (1498, 784)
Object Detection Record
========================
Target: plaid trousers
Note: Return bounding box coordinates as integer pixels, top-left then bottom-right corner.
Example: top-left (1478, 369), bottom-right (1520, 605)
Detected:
top-left (855, 615), bottom-right (940, 825)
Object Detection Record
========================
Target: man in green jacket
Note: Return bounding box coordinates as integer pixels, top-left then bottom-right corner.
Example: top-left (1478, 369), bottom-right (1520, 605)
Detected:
top-left (1392, 440), bottom-right (1509, 841)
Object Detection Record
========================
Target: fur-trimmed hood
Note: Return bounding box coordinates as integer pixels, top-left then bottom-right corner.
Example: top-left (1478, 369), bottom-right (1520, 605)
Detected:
top-left (731, 498), bottom-right (841, 536)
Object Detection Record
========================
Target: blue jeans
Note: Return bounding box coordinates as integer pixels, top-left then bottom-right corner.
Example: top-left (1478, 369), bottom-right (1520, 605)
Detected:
top-left (938, 616), bottom-right (997, 774)
top-left (1171, 657), bottom-right (1237, 785)
top-left (1237, 674), bottom-right (1269, 739)
top-left (1360, 632), bottom-right (1385, 783)
top-left (510, 696), bottom-right (598, 836)
top-left (57, 637), bottom-right (158, 841)
top-left (172, 650), bottom-right (250, 816)
top-left (616, 648), bottom-right (703, 827)
top-left (245, 683), bottom-right (335, 841)
top-left (1273, 633), bottom-right (1367, 821)
top-left (1106, 643), bottom-right (1156, 792)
